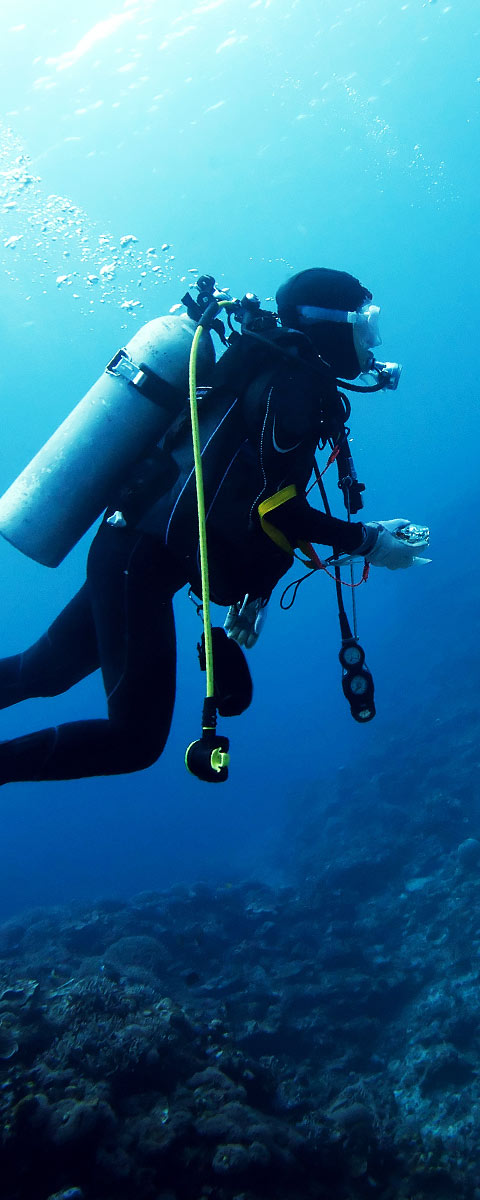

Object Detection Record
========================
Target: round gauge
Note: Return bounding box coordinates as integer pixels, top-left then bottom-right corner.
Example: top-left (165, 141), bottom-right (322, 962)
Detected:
top-left (349, 673), bottom-right (369, 695)
top-left (339, 642), bottom-right (365, 669)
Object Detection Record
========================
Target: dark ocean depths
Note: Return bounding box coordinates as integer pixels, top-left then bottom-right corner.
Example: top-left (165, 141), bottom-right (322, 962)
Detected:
top-left (0, 6), bottom-right (480, 1196)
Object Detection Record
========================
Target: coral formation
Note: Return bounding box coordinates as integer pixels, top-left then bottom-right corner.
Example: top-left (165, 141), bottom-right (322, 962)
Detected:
top-left (2, 704), bottom-right (480, 1197)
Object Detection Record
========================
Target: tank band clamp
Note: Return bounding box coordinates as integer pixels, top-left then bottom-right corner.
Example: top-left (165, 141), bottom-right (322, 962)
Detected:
top-left (106, 348), bottom-right (148, 387)
top-left (106, 349), bottom-right (181, 413)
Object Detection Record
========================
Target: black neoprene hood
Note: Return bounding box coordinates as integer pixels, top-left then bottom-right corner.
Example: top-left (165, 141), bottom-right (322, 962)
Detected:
top-left (276, 267), bottom-right (373, 379)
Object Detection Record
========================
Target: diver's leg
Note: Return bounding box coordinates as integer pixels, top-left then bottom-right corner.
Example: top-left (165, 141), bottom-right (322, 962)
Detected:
top-left (0, 525), bottom-right (186, 783)
top-left (0, 584), bottom-right (99, 711)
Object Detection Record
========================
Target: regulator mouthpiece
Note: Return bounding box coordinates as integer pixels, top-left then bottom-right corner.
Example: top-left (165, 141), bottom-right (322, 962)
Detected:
top-left (372, 360), bottom-right (402, 390)
top-left (337, 358), bottom-right (402, 394)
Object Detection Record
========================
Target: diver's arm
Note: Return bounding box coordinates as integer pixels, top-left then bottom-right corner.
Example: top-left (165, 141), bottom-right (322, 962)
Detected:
top-left (266, 491), bottom-right (366, 554)
top-left (271, 501), bottom-right (427, 568)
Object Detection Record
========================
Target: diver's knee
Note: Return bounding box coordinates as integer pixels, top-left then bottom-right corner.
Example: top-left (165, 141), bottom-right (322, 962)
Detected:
top-left (118, 731), bottom-right (167, 773)
top-left (20, 640), bottom-right (63, 697)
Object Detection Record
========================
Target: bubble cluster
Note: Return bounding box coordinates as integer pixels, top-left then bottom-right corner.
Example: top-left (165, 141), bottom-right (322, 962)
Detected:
top-left (332, 75), bottom-right (455, 205)
top-left (0, 126), bottom-right (177, 319)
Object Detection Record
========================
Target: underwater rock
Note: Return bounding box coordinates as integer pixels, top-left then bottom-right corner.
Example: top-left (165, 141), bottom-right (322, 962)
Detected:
top-left (105, 934), bottom-right (168, 977)
top-left (64, 917), bottom-right (108, 955)
top-left (0, 1022), bottom-right (18, 1059)
top-left (3, 748), bottom-right (480, 1200)
top-left (188, 1066), bottom-right (247, 1103)
top-left (11, 1091), bottom-right (51, 1134)
top-left (49, 1097), bottom-right (116, 1146)
top-left (0, 920), bottom-right (26, 954)
top-left (456, 837), bottom-right (480, 869)
top-left (326, 1100), bottom-right (375, 1133)
top-left (0, 978), bottom-right (39, 1011)
top-left (419, 1044), bottom-right (475, 1095)
top-left (212, 1141), bottom-right (251, 1174)
top-left (47, 1190), bottom-right (84, 1200)
top-left (193, 1098), bottom-right (257, 1141)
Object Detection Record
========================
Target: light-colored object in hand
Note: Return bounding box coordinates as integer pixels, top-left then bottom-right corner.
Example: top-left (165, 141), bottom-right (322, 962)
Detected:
top-left (224, 595), bottom-right (268, 649)
top-left (364, 519), bottom-right (430, 569)
top-left (331, 519), bottom-right (430, 569)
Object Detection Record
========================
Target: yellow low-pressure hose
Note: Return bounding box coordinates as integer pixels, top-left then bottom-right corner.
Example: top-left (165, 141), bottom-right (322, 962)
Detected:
top-left (185, 297), bottom-right (243, 778)
top-left (187, 297), bottom-right (234, 729)
top-left (188, 324), bottom-right (215, 706)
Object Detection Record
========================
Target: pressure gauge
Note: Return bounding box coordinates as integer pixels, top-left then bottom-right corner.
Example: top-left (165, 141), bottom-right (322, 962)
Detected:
top-left (339, 641), bottom-right (365, 670)
top-left (339, 641), bottom-right (376, 723)
top-left (349, 672), bottom-right (369, 696)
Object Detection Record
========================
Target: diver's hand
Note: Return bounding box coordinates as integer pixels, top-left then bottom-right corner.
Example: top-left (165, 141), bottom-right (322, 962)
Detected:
top-left (363, 519), bottom-right (423, 569)
top-left (224, 595), bottom-right (267, 649)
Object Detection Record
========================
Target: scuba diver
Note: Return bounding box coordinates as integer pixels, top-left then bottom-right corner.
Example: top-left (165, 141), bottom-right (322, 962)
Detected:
top-left (0, 267), bottom-right (427, 786)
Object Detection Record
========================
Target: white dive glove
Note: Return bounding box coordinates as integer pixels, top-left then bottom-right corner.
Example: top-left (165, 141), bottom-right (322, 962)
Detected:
top-left (224, 595), bottom-right (268, 649)
top-left (361, 519), bottom-right (429, 570)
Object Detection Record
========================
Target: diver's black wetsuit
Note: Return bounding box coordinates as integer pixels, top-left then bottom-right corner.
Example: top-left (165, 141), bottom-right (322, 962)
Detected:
top-left (0, 346), bottom-right (364, 784)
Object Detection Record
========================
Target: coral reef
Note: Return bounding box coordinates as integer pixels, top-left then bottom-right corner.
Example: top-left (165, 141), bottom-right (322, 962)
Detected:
top-left (2, 704), bottom-right (480, 1198)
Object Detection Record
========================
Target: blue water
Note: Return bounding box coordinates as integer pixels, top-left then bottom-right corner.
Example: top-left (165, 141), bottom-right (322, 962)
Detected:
top-left (0, 0), bottom-right (478, 917)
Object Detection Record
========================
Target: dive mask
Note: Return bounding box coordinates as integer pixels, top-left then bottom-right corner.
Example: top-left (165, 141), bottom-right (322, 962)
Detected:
top-left (350, 304), bottom-right (382, 370)
top-left (296, 301), bottom-right (382, 372)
